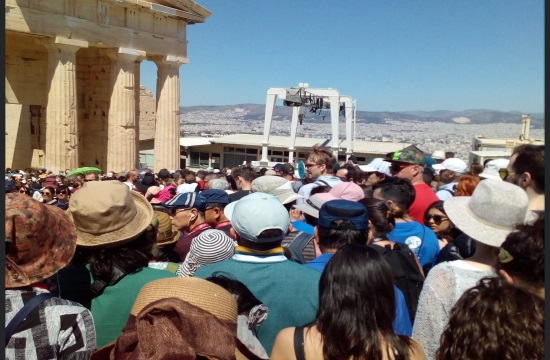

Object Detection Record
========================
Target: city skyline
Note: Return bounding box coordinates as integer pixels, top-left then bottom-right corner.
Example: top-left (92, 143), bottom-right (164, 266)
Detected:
top-left (140, 0), bottom-right (544, 114)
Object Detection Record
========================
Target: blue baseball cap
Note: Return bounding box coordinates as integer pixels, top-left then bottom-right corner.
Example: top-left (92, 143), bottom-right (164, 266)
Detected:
top-left (162, 192), bottom-right (208, 212)
top-left (201, 189), bottom-right (230, 205)
top-left (317, 199), bottom-right (369, 230)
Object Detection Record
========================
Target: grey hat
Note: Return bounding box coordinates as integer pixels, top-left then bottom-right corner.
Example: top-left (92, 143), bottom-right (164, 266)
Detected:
top-left (443, 179), bottom-right (531, 247)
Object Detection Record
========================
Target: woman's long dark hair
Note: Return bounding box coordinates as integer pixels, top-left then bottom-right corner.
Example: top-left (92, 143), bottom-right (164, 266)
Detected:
top-left (425, 201), bottom-right (462, 240)
top-left (359, 197), bottom-right (399, 237)
top-left (316, 244), bottom-right (411, 360)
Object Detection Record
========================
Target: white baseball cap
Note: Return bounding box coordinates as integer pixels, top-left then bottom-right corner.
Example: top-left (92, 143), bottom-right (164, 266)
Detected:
top-left (433, 158), bottom-right (468, 173)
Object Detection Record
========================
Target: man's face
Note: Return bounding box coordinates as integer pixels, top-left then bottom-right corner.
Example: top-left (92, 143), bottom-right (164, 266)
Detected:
top-left (305, 157), bottom-right (326, 179)
top-left (170, 207), bottom-right (194, 231)
top-left (390, 163), bottom-right (415, 180)
top-left (439, 169), bottom-right (453, 183)
top-left (204, 174), bottom-right (214, 189)
top-left (336, 168), bottom-right (349, 182)
top-left (504, 154), bottom-right (524, 188)
top-left (203, 205), bottom-right (219, 226)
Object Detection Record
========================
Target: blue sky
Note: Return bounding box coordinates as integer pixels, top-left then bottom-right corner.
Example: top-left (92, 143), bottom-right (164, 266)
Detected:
top-left (140, 0), bottom-right (544, 113)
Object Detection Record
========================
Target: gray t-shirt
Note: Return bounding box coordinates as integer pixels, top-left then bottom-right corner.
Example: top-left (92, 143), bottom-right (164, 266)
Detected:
top-left (412, 260), bottom-right (495, 360)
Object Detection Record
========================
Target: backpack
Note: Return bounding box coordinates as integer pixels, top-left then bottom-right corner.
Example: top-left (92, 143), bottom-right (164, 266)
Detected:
top-left (370, 242), bottom-right (425, 324)
top-left (284, 232), bottom-right (315, 264)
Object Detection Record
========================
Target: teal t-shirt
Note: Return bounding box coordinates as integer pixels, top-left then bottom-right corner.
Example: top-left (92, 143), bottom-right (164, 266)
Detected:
top-left (194, 257), bottom-right (320, 355)
top-left (91, 266), bottom-right (176, 348)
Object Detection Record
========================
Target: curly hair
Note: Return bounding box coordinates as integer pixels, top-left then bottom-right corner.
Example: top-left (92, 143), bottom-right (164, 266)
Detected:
top-left (436, 277), bottom-right (544, 360)
top-left (454, 175), bottom-right (480, 196)
top-left (497, 215), bottom-right (544, 290)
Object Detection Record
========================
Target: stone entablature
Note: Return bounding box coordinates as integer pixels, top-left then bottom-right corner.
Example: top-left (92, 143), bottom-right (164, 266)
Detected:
top-left (5, 0), bottom-right (211, 172)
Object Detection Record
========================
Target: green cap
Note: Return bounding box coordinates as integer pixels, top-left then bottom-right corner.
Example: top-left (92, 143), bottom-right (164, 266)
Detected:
top-left (391, 146), bottom-right (426, 165)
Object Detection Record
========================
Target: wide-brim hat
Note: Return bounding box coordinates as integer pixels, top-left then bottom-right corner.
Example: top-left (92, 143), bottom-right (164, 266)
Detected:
top-left (251, 176), bottom-right (303, 205)
top-left (67, 181), bottom-right (154, 248)
top-left (294, 194), bottom-right (325, 218)
top-left (5, 193), bottom-right (77, 288)
top-left (443, 179), bottom-right (530, 247)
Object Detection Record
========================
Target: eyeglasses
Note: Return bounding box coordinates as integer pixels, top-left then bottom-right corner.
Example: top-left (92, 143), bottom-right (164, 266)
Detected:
top-left (424, 214), bottom-right (449, 225)
top-left (498, 168), bottom-right (515, 180)
top-left (169, 208), bottom-right (191, 216)
top-left (305, 163), bottom-right (320, 169)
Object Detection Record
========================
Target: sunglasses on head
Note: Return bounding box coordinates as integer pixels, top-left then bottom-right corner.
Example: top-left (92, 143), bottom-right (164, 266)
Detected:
top-left (424, 214), bottom-right (449, 225)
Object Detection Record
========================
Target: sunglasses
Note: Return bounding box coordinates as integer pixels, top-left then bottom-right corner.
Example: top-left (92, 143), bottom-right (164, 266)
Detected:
top-left (169, 208), bottom-right (191, 216)
top-left (390, 164), bottom-right (412, 172)
top-left (305, 163), bottom-right (321, 169)
top-left (497, 168), bottom-right (515, 180)
top-left (43, 192), bottom-right (52, 196)
top-left (424, 214), bottom-right (449, 225)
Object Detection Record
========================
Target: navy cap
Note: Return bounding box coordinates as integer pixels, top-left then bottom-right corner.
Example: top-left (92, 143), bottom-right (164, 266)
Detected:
top-left (162, 192), bottom-right (208, 212)
top-left (273, 163), bottom-right (283, 171)
top-left (317, 199), bottom-right (369, 230)
top-left (201, 189), bottom-right (230, 204)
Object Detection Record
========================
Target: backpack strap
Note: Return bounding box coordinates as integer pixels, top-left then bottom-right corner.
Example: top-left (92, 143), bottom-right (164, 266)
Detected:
top-left (5, 292), bottom-right (55, 346)
top-left (314, 179), bottom-right (329, 187)
top-left (286, 232), bottom-right (314, 264)
top-left (293, 326), bottom-right (306, 360)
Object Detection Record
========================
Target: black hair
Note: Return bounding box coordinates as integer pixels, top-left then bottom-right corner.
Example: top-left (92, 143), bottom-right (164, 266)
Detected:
top-left (317, 219), bottom-right (367, 250)
top-left (206, 274), bottom-right (263, 315)
top-left (373, 177), bottom-right (416, 211)
top-left (359, 198), bottom-right (399, 237)
top-left (81, 230), bottom-right (155, 284)
top-left (317, 244), bottom-right (411, 359)
top-left (511, 144), bottom-right (544, 193)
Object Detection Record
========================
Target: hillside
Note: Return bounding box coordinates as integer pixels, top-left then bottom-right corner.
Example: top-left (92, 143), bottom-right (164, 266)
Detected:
top-left (181, 104), bottom-right (545, 128)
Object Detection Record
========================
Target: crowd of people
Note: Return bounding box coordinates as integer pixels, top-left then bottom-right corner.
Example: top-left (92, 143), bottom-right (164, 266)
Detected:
top-left (4, 142), bottom-right (545, 359)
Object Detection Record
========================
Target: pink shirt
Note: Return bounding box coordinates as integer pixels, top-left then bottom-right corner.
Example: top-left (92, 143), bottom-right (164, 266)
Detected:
top-left (155, 184), bottom-right (176, 202)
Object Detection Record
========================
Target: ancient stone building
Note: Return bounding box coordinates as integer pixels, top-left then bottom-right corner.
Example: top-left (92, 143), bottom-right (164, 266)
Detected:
top-left (5, 0), bottom-right (211, 173)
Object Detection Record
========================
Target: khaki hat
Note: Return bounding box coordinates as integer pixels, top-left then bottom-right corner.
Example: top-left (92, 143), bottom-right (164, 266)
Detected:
top-left (67, 181), bottom-right (154, 248)
top-left (154, 211), bottom-right (181, 246)
top-left (5, 193), bottom-right (77, 288)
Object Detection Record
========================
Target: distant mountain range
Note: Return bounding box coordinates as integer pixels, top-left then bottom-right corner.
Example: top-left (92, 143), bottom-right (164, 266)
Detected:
top-left (181, 104), bottom-right (545, 128)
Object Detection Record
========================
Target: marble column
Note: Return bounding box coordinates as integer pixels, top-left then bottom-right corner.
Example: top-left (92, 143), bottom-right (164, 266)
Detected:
top-left (106, 48), bottom-right (145, 172)
top-left (151, 55), bottom-right (188, 172)
top-left (43, 37), bottom-right (88, 173)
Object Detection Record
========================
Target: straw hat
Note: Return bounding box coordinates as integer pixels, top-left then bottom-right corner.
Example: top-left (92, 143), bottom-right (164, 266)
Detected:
top-left (5, 193), bottom-right (77, 288)
top-left (67, 181), bottom-right (154, 248)
top-left (153, 211), bottom-right (181, 246)
top-left (130, 277), bottom-right (237, 320)
top-left (93, 277), bottom-right (247, 360)
top-left (443, 179), bottom-right (530, 247)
